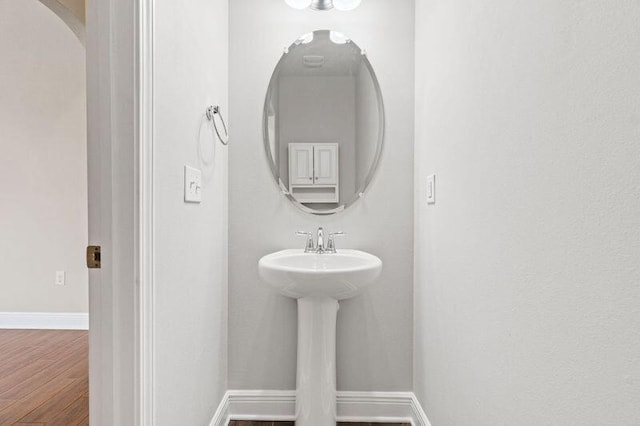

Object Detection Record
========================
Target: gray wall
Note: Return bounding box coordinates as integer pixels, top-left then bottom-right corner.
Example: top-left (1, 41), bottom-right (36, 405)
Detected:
top-left (414, 0), bottom-right (640, 424)
top-left (355, 61), bottom-right (379, 190)
top-left (229, 0), bottom-right (415, 391)
top-left (0, 0), bottom-right (87, 314)
top-left (278, 75), bottom-right (357, 201)
top-left (153, 0), bottom-right (228, 423)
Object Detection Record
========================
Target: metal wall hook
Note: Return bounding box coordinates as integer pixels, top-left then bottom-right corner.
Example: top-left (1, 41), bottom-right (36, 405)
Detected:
top-left (206, 105), bottom-right (229, 146)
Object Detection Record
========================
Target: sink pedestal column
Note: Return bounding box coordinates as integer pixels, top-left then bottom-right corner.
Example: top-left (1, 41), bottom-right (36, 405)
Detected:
top-left (296, 296), bottom-right (339, 426)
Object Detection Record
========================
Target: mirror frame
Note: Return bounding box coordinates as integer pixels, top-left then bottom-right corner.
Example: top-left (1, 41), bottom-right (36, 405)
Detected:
top-left (262, 30), bottom-right (385, 215)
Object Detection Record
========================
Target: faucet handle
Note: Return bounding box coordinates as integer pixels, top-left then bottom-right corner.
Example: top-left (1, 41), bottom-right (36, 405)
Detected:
top-left (296, 231), bottom-right (315, 253)
top-left (326, 231), bottom-right (345, 253)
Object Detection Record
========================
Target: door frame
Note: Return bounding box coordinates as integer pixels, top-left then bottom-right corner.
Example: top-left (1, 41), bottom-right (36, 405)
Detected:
top-left (139, 0), bottom-right (155, 424)
top-left (86, 0), bottom-right (154, 423)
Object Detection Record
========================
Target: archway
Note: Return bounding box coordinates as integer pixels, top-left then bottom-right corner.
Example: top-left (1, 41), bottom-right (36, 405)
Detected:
top-left (38, 0), bottom-right (85, 45)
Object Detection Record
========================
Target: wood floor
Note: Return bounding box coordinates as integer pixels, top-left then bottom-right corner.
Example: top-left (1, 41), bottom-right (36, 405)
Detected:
top-left (0, 329), bottom-right (88, 426)
top-left (0, 330), bottom-right (406, 426)
top-left (229, 422), bottom-right (410, 426)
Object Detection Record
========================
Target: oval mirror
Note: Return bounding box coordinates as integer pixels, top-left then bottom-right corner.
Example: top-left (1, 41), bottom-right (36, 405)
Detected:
top-left (263, 29), bottom-right (385, 215)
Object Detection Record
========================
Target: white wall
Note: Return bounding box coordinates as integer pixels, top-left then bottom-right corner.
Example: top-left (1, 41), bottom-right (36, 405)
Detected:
top-left (0, 0), bottom-right (87, 314)
top-left (414, 0), bottom-right (640, 424)
top-left (153, 0), bottom-right (229, 424)
top-left (229, 0), bottom-right (415, 391)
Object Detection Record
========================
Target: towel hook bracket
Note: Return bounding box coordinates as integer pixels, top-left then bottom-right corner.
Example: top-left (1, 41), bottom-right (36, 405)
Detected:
top-left (206, 105), bottom-right (229, 146)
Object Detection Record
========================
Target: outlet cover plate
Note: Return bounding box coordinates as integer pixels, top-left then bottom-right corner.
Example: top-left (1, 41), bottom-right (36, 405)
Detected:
top-left (55, 270), bottom-right (66, 286)
top-left (184, 165), bottom-right (202, 203)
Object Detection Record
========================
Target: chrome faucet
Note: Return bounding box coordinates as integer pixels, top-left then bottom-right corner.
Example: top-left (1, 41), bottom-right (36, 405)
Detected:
top-left (316, 227), bottom-right (326, 253)
top-left (296, 227), bottom-right (345, 254)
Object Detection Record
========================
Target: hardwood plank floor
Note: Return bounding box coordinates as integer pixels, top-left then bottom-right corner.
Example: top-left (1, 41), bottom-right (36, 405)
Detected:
top-left (0, 329), bottom-right (88, 426)
top-left (0, 331), bottom-right (406, 425)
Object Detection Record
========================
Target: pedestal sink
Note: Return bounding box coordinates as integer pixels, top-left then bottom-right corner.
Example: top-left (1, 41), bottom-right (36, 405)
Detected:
top-left (259, 249), bottom-right (382, 426)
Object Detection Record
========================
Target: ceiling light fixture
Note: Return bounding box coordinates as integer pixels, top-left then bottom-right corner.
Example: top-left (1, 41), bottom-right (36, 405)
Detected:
top-left (286, 0), bottom-right (361, 11)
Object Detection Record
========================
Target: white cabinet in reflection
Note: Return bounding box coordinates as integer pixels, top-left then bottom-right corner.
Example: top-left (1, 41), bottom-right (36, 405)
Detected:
top-left (288, 143), bottom-right (339, 204)
top-left (314, 144), bottom-right (338, 185)
top-left (289, 144), bottom-right (314, 185)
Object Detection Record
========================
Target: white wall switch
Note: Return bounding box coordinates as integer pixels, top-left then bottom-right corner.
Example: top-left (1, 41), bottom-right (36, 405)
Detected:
top-left (55, 270), bottom-right (66, 286)
top-left (184, 165), bottom-right (202, 203)
top-left (427, 174), bottom-right (436, 204)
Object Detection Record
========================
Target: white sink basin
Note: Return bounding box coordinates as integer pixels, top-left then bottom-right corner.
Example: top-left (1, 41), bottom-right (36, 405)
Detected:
top-left (259, 249), bottom-right (382, 300)
top-left (258, 247), bottom-right (382, 425)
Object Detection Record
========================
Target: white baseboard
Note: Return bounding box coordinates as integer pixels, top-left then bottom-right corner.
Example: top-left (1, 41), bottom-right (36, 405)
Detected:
top-left (0, 312), bottom-right (89, 330)
top-left (210, 390), bottom-right (431, 426)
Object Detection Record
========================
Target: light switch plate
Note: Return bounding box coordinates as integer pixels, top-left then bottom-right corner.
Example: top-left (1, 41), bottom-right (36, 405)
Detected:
top-left (427, 174), bottom-right (436, 204)
top-left (184, 165), bottom-right (202, 203)
top-left (55, 270), bottom-right (65, 286)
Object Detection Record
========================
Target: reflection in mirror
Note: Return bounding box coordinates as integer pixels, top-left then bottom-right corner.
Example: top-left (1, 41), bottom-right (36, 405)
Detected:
top-left (263, 30), bottom-right (384, 215)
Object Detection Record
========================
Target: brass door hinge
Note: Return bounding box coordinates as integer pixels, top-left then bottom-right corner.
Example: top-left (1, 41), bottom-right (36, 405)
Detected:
top-left (86, 246), bottom-right (101, 269)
